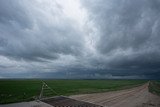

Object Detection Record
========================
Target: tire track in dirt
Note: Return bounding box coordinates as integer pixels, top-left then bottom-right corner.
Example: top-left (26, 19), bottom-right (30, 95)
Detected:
top-left (70, 83), bottom-right (160, 107)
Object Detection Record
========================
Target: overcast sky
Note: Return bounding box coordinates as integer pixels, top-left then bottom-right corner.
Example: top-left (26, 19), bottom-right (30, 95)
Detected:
top-left (0, 0), bottom-right (160, 79)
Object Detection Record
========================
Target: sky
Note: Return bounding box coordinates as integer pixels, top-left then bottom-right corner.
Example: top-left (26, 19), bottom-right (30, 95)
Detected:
top-left (0, 0), bottom-right (160, 79)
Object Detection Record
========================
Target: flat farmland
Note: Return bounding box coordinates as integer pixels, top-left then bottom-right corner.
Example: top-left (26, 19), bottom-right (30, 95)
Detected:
top-left (149, 80), bottom-right (160, 96)
top-left (0, 79), bottom-right (146, 104)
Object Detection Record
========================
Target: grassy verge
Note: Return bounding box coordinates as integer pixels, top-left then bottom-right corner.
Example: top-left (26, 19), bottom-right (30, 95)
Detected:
top-left (148, 81), bottom-right (160, 96)
top-left (0, 79), bottom-right (147, 104)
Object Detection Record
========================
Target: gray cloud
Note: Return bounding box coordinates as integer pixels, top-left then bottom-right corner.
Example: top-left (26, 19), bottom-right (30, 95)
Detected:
top-left (83, 0), bottom-right (160, 53)
top-left (80, 0), bottom-right (160, 78)
top-left (0, 0), bottom-right (84, 62)
top-left (0, 0), bottom-right (160, 79)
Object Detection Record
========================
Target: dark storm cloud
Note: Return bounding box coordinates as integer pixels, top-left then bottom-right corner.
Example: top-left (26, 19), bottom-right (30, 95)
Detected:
top-left (0, 0), bottom-right (160, 79)
top-left (82, 0), bottom-right (160, 53)
top-left (0, 0), bottom-right (84, 62)
top-left (80, 0), bottom-right (160, 78)
top-left (0, 0), bottom-right (32, 28)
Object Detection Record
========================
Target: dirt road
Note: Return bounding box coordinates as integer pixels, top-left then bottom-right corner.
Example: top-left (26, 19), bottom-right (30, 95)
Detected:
top-left (70, 83), bottom-right (160, 107)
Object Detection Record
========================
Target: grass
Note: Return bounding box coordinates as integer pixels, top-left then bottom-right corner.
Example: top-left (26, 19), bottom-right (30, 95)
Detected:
top-left (0, 79), bottom-right (147, 104)
top-left (149, 81), bottom-right (160, 96)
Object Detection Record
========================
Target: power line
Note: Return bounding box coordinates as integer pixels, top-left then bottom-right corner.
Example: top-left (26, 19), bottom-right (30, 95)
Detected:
top-left (39, 81), bottom-right (59, 99)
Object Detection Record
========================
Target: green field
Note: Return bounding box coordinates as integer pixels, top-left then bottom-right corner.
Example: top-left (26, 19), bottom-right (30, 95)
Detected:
top-left (0, 79), bottom-right (147, 104)
top-left (149, 81), bottom-right (160, 96)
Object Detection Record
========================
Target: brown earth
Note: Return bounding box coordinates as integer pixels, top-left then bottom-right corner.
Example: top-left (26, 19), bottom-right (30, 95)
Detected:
top-left (70, 83), bottom-right (160, 107)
